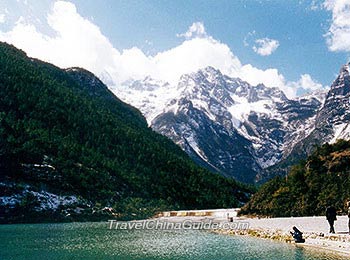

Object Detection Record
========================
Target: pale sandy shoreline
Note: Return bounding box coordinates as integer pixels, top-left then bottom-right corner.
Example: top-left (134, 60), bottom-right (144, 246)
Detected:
top-left (225, 216), bottom-right (350, 257)
top-left (156, 214), bottom-right (350, 257)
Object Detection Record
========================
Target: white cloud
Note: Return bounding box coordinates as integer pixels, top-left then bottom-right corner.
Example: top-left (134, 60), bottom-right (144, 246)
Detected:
top-left (324, 0), bottom-right (350, 52)
top-left (239, 64), bottom-right (290, 95)
top-left (0, 1), bottom-right (121, 80)
top-left (253, 37), bottom-right (280, 56)
top-left (151, 37), bottom-right (242, 83)
top-left (297, 74), bottom-right (323, 91)
top-left (287, 74), bottom-right (323, 95)
top-left (0, 1), bottom-right (322, 99)
top-left (177, 22), bottom-right (207, 39)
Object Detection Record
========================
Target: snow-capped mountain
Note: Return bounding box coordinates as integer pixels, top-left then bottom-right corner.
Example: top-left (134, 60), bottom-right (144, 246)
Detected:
top-left (282, 63), bottom-right (350, 157)
top-left (113, 66), bottom-right (327, 183)
top-left (317, 62), bottom-right (350, 143)
top-left (260, 62), bottom-right (350, 182)
top-left (112, 77), bottom-right (173, 123)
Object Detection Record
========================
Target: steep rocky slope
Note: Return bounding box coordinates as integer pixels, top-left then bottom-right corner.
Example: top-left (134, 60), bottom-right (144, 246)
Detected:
top-left (115, 67), bottom-right (325, 182)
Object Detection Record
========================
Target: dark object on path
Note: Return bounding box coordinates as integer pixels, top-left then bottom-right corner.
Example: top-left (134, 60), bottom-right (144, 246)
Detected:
top-left (325, 206), bottom-right (337, 234)
top-left (290, 226), bottom-right (305, 243)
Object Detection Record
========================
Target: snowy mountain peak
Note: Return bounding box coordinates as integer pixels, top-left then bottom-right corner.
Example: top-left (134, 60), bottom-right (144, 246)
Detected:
top-left (178, 66), bottom-right (224, 89)
top-left (297, 88), bottom-right (328, 105)
top-left (112, 66), bottom-right (326, 183)
top-left (199, 66), bottom-right (224, 81)
top-left (339, 62), bottom-right (350, 77)
top-left (150, 68), bottom-right (323, 179)
top-left (111, 77), bottom-right (174, 124)
top-left (127, 77), bottom-right (169, 91)
top-left (324, 62), bottom-right (350, 101)
top-left (312, 62), bottom-right (350, 144)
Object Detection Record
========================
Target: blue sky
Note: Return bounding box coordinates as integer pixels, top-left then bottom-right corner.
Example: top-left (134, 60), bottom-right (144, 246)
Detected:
top-left (76, 0), bottom-right (343, 80)
top-left (1, 0), bottom-right (350, 98)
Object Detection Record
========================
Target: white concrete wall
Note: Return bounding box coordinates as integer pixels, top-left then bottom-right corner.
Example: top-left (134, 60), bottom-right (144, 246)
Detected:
top-left (160, 208), bottom-right (240, 218)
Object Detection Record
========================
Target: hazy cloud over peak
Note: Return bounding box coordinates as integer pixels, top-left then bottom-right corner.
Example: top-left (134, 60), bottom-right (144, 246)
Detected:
top-left (177, 22), bottom-right (207, 39)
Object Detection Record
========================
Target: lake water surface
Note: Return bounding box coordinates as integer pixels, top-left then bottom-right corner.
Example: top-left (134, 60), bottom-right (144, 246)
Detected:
top-left (0, 222), bottom-right (347, 259)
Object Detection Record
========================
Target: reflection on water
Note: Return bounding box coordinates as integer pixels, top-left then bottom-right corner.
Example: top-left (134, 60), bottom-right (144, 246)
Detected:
top-left (0, 222), bottom-right (347, 260)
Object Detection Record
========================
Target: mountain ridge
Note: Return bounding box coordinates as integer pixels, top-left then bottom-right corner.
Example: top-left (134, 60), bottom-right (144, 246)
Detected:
top-left (262, 62), bottom-right (350, 180)
top-left (115, 66), bottom-right (330, 183)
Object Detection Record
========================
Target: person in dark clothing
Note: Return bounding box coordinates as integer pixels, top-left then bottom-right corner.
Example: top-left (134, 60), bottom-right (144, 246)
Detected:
top-left (347, 201), bottom-right (350, 235)
top-left (290, 226), bottom-right (305, 243)
top-left (325, 205), bottom-right (337, 234)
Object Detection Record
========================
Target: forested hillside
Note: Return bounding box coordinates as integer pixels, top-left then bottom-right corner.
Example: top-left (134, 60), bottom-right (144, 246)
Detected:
top-left (240, 140), bottom-right (350, 217)
top-left (0, 42), bottom-right (252, 223)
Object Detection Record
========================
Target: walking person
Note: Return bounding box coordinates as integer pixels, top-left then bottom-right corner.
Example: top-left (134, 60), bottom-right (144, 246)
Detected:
top-left (347, 201), bottom-right (350, 235)
top-left (325, 205), bottom-right (337, 234)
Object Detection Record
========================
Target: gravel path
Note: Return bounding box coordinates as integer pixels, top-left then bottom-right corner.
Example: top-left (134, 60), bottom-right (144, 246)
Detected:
top-left (243, 215), bottom-right (349, 234)
top-left (227, 216), bottom-right (350, 257)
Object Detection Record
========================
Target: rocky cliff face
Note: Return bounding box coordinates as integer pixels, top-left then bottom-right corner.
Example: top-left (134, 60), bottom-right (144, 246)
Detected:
top-left (261, 63), bottom-right (350, 182)
top-left (316, 63), bottom-right (350, 143)
top-left (294, 65), bottom-right (350, 142)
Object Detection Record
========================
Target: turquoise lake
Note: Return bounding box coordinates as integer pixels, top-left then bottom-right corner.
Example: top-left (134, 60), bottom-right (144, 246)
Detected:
top-left (0, 222), bottom-right (347, 259)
